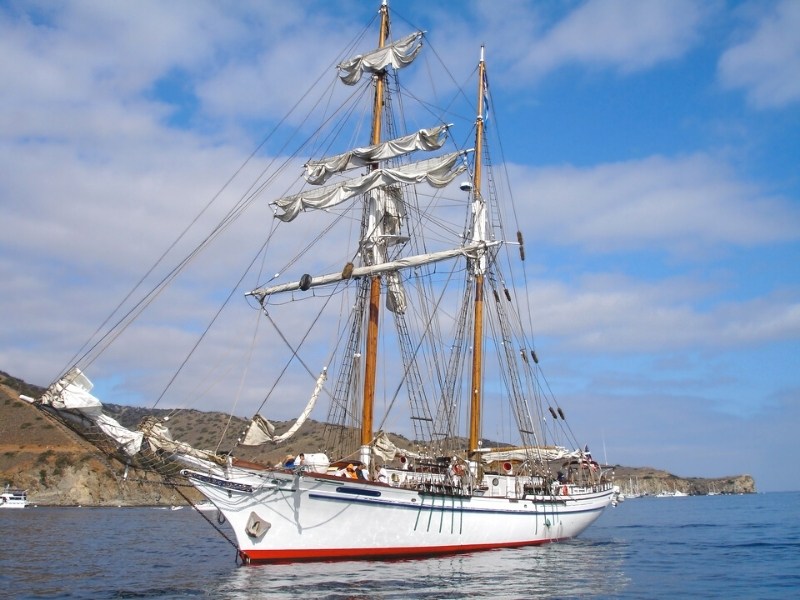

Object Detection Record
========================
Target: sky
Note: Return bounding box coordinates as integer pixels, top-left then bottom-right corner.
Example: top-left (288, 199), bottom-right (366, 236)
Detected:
top-left (1, 0), bottom-right (798, 492)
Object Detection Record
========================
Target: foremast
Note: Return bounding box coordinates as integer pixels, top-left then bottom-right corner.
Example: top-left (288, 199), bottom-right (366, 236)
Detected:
top-left (361, 1), bottom-right (390, 465)
top-left (468, 47), bottom-right (488, 456)
top-left (249, 4), bottom-right (474, 466)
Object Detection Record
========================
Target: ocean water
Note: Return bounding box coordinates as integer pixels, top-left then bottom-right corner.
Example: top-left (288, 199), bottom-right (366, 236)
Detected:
top-left (1, 492), bottom-right (797, 599)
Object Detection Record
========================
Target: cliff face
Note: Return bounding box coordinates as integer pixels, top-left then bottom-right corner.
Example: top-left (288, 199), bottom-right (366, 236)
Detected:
top-left (611, 466), bottom-right (756, 496)
top-left (1, 376), bottom-right (200, 506)
top-left (1, 371), bottom-right (756, 505)
top-left (6, 452), bottom-right (182, 506)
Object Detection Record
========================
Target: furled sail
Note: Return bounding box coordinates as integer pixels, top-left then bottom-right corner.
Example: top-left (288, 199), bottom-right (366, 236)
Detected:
top-left (240, 414), bottom-right (275, 446)
top-left (248, 241), bottom-right (497, 301)
top-left (274, 150), bottom-right (468, 222)
top-left (480, 446), bottom-right (580, 463)
top-left (304, 125), bottom-right (450, 185)
top-left (338, 31), bottom-right (424, 85)
top-left (39, 368), bottom-right (224, 464)
top-left (40, 368), bottom-right (144, 456)
top-left (241, 368), bottom-right (327, 445)
top-left (385, 271), bottom-right (406, 314)
top-left (370, 430), bottom-right (421, 461)
top-left (371, 430), bottom-right (398, 461)
top-left (137, 417), bottom-right (223, 464)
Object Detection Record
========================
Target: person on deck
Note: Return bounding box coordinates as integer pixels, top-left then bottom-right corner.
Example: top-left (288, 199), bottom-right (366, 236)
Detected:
top-left (376, 466), bottom-right (388, 483)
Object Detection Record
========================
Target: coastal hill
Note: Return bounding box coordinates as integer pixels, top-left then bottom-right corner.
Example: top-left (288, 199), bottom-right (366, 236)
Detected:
top-left (0, 370), bottom-right (755, 505)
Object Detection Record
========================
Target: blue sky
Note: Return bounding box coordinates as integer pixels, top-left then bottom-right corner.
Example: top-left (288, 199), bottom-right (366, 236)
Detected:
top-left (1, 1), bottom-right (798, 492)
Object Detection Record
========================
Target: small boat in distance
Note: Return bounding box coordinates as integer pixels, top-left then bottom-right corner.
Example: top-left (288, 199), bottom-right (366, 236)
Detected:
top-left (0, 485), bottom-right (30, 509)
top-left (656, 489), bottom-right (689, 498)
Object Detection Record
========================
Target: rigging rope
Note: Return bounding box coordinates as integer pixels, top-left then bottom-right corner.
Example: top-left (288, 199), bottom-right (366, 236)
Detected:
top-left (170, 484), bottom-right (239, 553)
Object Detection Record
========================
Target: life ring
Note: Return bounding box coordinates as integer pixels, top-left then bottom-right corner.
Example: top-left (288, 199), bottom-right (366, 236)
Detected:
top-left (453, 464), bottom-right (466, 477)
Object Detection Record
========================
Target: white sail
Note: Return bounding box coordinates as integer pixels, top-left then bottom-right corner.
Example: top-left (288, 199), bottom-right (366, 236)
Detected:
top-left (304, 125), bottom-right (449, 184)
top-left (241, 368), bottom-right (327, 445)
top-left (138, 417), bottom-right (222, 464)
top-left (338, 31), bottom-right (424, 85)
top-left (371, 430), bottom-right (398, 461)
top-left (274, 150), bottom-right (468, 222)
top-left (480, 446), bottom-right (579, 463)
top-left (385, 271), bottom-right (406, 314)
top-left (41, 369), bottom-right (144, 456)
top-left (240, 414), bottom-right (275, 446)
top-left (248, 242), bottom-right (496, 301)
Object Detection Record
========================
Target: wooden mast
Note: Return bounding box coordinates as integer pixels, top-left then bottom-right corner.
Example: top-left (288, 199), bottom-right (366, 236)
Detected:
top-left (468, 48), bottom-right (488, 455)
top-left (361, 1), bottom-right (390, 452)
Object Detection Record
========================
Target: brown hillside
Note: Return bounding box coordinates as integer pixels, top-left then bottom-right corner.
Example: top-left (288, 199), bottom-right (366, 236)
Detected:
top-left (0, 373), bottom-right (196, 505)
top-left (0, 370), bottom-right (755, 504)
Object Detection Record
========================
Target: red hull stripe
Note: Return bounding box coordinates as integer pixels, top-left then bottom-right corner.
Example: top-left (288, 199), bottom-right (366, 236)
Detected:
top-left (241, 537), bottom-right (566, 563)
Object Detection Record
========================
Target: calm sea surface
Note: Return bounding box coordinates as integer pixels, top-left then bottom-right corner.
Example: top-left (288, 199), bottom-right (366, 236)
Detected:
top-left (1, 492), bottom-right (798, 599)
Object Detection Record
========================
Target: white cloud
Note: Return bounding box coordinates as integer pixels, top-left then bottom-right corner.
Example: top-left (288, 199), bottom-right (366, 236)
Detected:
top-left (718, 0), bottom-right (800, 108)
top-left (0, 2), bottom-right (360, 146)
top-left (513, 154), bottom-right (800, 254)
top-left (405, 1), bottom-right (712, 93)
top-left (530, 275), bottom-right (800, 353)
top-left (520, 0), bottom-right (710, 78)
top-left (568, 386), bottom-right (800, 490)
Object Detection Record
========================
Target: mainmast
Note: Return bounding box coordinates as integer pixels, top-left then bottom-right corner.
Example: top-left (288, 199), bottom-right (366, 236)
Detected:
top-left (360, 1), bottom-right (390, 461)
top-left (468, 47), bottom-right (488, 455)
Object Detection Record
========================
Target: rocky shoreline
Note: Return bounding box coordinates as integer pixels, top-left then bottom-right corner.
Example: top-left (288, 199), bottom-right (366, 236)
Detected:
top-left (609, 465), bottom-right (755, 496)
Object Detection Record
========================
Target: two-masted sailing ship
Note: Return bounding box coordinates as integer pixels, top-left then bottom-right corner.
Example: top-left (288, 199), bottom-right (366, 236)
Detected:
top-left (27, 2), bottom-right (615, 562)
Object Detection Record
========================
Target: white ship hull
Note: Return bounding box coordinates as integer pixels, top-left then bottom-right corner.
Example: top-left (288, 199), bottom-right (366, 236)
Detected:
top-left (183, 466), bottom-right (614, 562)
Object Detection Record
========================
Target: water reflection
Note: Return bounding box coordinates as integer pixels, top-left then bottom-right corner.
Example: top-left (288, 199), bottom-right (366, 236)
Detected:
top-left (214, 538), bottom-right (629, 599)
